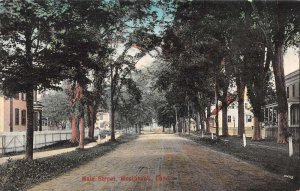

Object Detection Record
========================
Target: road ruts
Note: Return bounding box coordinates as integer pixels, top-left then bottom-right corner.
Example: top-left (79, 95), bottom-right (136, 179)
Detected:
top-left (29, 133), bottom-right (291, 191)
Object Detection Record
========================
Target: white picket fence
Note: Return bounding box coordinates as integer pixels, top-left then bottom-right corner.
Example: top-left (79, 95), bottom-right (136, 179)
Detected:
top-left (0, 129), bottom-right (99, 154)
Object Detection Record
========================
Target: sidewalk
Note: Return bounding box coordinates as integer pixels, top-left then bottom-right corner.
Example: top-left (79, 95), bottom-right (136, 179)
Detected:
top-left (0, 135), bottom-right (120, 165)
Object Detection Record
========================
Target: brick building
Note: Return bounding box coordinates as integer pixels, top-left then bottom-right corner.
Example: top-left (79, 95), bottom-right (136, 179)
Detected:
top-left (0, 91), bottom-right (42, 132)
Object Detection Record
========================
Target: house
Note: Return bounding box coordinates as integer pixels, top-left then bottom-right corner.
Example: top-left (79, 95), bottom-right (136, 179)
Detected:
top-left (95, 112), bottom-right (110, 130)
top-left (209, 88), bottom-right (255, 137)
top-left (263, 69), bottom-right (300, 140)
top-left (0, 91), bottom-right (43, 132)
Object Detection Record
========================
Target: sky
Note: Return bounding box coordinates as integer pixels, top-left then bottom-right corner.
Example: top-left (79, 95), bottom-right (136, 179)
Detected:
top-left (284, 47), bottom-right (299, 75)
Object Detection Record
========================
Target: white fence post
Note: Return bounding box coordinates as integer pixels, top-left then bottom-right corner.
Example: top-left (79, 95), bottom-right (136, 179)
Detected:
top-left (1, 136), bottom-right (5, 154)
top-left (243, 133), bottom-right (247, 147)
top-left (14, 137), bottom-right (16, 152)
top-left (44, 134), bottom-right (47, 147)
top-left (289, 136), bottom-right (293, 157)
top-left (23, 135), bottom-right (26, 150)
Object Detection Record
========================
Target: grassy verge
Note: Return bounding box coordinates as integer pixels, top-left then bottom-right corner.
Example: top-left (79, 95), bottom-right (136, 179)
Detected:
top-left (182, 133), bottom-right (299, 185)
top-left (0, 134), bottom-right (137, 191)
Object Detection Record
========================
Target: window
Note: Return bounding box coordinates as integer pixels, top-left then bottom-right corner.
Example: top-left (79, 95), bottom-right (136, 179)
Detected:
top-left (14, 93), bottom-right (19, 100)
top-left (246, 115), bottom-right (252, 123)
top-left (291, 105), bottom-right (300, 126)
top-left (15, 108), bottom-right (19, 125)
top-left (21, 93), bottom-right (26, 101)
top-left (292, 85), bottom-right (295, 97)
top-left (99, 114), bottom-right (103, 120)
top-left (227, 115), bottom-right (231, 123)
top-left (287, 87), bottom-right (289, 98)
top-left (273, 108), bottom-right (278, 123)
top-left (264, 109), bottom-right (268, 123)
top-left (21, 110), bottom-right (26, 125)
top-left (42, 118), bottom-right (48, 126)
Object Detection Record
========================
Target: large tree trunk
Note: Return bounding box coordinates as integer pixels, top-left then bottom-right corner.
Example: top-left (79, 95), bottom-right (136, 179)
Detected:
top-left (25, 89), bottom-right (34, 160)
top-left (69, 83), bottom-right (79, 143)
top-left (88, 104), bottom-right (95, 141)
top-left (79, 110), bottom-right (85, 149)
top-left (272, 3), bottom-right (288, 143)
top-left (206, 103), bottom-right (211, 133)
top-left (110, 101), bottom-right (116, 141)
top-left (222, 100), bottom-right (228, 136)
top-left (78, 83), bottom-right (85, 149)
top-left (215, 73), bottom-right (220, 137)
top-left (273, 38), bottom-right (288, 143)
top-left (200, 110), bottom-right (205, 132)
top-left (24, 28), bottom-right (34, 160)
top-left (196, 112), bottom-right (200, 131)
top-left (75, 83), bottom-right (85, 149)
top-left (184, 117), bottom-right (187, 134)
top-left (252, 116), bottom-right (261, 140)
top-left (110, 65), bottom-right (116, 142)
top-left (68, 85), bottom-right (79, 143)
top-left (236, 77), bottom-right (245, 136)
top-left (139, 123), bottom-right (142, 134)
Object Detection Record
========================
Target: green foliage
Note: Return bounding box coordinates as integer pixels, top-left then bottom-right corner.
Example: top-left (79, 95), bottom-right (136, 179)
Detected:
top-left (0, 0), bottom-right (64, 95)
top-left (41, 89), bottom-right (69, 128)
top-left (157, 102), bottom-right (175, 127)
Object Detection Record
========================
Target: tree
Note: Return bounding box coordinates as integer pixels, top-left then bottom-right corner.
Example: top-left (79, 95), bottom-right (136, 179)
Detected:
top-left (245, 41), bottom-right (272, 141)
top-left (250, 1), bottom-right (300, 143)
top-left (160, 1), bottom-right (241, 137)
top-left (108, 42), bottom-right (147, 140)
top-left (86, 67), bottom-right (108, 141)
top-left (67, 82), bottom-right (79, 143)
top-left (0, 0), bottom-right (64, 160)
top-left (48, 1), bottom-right (113, 148)
top-left (41, 89), bottom-right (69, 129)
top-left (156, 102), bottom-right (175, 131)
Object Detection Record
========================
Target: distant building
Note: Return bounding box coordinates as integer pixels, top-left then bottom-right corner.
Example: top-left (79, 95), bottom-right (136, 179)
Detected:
top-left (95, 112), bottom-right (110, 130)
top-left (0, 91), bottom-right (43, 132)
top-left (210, 88), bottom-right (255, 137)
top-left (263, 69), bottom-right (300, 140)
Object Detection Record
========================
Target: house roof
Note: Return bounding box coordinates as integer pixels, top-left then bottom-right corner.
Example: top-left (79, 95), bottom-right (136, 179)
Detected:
top-left (211, 95), bottom-right (236, 115)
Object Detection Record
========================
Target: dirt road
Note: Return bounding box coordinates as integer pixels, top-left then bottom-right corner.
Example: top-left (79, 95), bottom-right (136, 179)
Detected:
top-left (29, 133), bottom-right (291, 191)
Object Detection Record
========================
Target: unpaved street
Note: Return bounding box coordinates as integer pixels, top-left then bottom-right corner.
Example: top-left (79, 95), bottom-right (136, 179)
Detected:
top-left (29, 133), bottom-right (291, 191)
